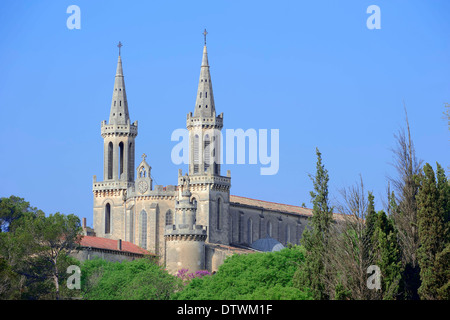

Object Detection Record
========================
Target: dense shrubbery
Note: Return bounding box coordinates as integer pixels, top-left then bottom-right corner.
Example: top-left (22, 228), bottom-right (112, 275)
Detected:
top-left (173, 246), bottom-right (312, 300)
top-left (80, 258), bottom-right (182, 300)
top-left (78, 246), bottom-right (312, 300)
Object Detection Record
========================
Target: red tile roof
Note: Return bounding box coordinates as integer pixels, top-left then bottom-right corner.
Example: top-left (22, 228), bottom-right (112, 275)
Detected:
top-left (78, 235), bottom-right (154, 256)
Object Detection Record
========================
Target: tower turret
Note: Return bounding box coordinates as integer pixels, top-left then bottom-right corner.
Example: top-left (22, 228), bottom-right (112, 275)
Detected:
top-left (164, 172), bottom-right (207, 274)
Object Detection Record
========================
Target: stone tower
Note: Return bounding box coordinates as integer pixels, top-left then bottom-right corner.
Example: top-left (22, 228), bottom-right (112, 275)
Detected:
top-left (93, 45), bottom-right (138, 239)
top-left (164, 172), bottom-right (207, 274)
top-left (186, 31), bottom-right (232, 245)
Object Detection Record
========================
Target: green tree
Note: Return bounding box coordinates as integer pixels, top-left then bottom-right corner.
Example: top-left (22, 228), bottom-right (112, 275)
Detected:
top-left (371, 210), bottom-right (402, 299)
top-left (0, 208), bottom-right (82, 299)
top-left (0, 196), bottom-right (41, 233)
top-left (293, 148), bottom-right (333, 299)
top-left (363, 192), bottom-right (377, 262)
top-left (174, 246), bottom-right (312, 300)
top-left (81, 258), bottom-right (182, 300)
top-left (416, 163), bottom-right (450, 300)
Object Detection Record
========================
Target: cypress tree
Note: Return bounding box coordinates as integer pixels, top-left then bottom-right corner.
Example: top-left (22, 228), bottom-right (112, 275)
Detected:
top-left (372, 210), bottom-right (402, 299)
top-left (416, 162), bottom-right (450, 300)
top-left (364, 192), bottom-right (377, 259)
top-left (294, 148), bottom-right (333, 299)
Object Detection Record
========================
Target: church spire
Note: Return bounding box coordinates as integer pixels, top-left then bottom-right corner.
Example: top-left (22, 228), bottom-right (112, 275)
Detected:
top-left (194, 30), bottom-right (215, 118)
top-left (109, 41), bottom-right (130, 125)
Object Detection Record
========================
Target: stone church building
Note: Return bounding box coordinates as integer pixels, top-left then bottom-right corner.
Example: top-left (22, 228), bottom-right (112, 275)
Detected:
top-left (90, 35), bottom-right (322, 274)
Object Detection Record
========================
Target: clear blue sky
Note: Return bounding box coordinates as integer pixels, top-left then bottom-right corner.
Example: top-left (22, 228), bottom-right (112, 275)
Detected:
top-left (0, 0), bottom-right (449, 228)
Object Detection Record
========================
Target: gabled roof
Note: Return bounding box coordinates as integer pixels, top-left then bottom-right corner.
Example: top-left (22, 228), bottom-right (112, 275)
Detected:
top-left (230, 195), bottom-right (313, 217)
top-left (78, 235), bottom-right (154, 256)
top-left (230, 195), bottom-right (345, 221)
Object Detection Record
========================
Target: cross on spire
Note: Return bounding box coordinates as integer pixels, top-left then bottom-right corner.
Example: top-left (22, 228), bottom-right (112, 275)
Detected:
top-left (142, 153), bottom-right (147, 161)
top-left (117, 41), bottom-right (123, 56)
top-left (203, 29), bottom-right (208, 46)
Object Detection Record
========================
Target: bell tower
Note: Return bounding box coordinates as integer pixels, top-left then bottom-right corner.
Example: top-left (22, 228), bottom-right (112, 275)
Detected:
top-left (185, 31), bottom-right (231, 245)
top-left (93, 42), bottom-right (138, 239)
top-left (102, 42), bottom-right (137, 183)
top-left (187, 30), bottom-right (223, 176)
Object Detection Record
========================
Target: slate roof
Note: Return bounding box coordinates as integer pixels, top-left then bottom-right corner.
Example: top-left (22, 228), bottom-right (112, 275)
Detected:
top-left (250, 236), bottom-right (285, 252)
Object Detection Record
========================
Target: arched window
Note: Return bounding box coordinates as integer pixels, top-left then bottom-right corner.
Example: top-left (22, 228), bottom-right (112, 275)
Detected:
top-left (128, 142), bottom-right (134, 180)
top-left (139, 166), bottom-right (147, 178)
top-left (107, 142), bottom-right (113, 180)
top-left (140, 210), bottom-right (147, 249)
top-left (193, 135), bottom-right (199, 173)
top-left (200, 92), bottom-right (202, 98)
top-left (247, 218), bottom-right (253, 244)
top-left (267, 221), bottom-right (272, 237)
top-left (105, 203), bottom-right (111, 234)
top-left (165, 210), bottom-right (173, 226)
top-left (217, 198), bottom-right (221, 230)
top-left (286, 224), bottom-right (291, 244)
top-left (119, 142), bottom-right (124, 178)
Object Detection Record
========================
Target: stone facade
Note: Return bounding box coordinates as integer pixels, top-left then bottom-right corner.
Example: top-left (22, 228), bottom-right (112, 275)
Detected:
top-left (91, 39), bottom-right (326, 274)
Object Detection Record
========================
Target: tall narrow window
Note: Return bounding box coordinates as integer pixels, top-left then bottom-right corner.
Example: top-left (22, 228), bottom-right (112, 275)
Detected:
top-left (114, 101), bottom-right (116, 106)
top-left (267, 221), bottom-right (273, 237)
top-left (200, 92), bottom-right (202, 98)
top-left (128, 142), bottom-right (134, 181)
top-left (193, 134), bottom-right (199, 173)
top-left (247, 218), bottom-right (253, 244)
top-left (140, 210), bottom-right (147, 249)
top-left (204, 134), bottom-right (210, 172)
top-left (212, 136), bottom-right (219, 174)
top-left (107, 142), bottom-right (113, 179)
top-left (120, 100), bottom-right (122, 106)
top-left (205, 92), bottom-right (207, 98)
top-left (119, 142), bottom-right (124, 178)
top-left (217, 198), bottom-right (221, 230)
top-left (286, 224), bottom-right (291, 244)
top-left (105, 203), bottom-right (111, 234)
top-left (165, 210), bottom-right (173, 226)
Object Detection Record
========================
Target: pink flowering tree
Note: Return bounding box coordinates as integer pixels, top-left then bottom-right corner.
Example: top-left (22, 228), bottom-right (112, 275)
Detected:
top-left (176, 268), bottom-right (211, 284)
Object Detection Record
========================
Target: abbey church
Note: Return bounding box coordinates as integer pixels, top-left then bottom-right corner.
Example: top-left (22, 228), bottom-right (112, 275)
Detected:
top-left (90, 34), bottom-right (320, 274)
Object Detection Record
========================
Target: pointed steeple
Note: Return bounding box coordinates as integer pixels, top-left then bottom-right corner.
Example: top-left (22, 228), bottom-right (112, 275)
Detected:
top-left (109, 42), bottom-right (130, 125)
top-left (193, 31), bottom-right (215, 118)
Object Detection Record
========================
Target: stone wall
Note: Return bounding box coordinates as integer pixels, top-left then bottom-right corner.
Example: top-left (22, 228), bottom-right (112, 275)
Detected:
top-left (71, 247), bottom-right (145, 263)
